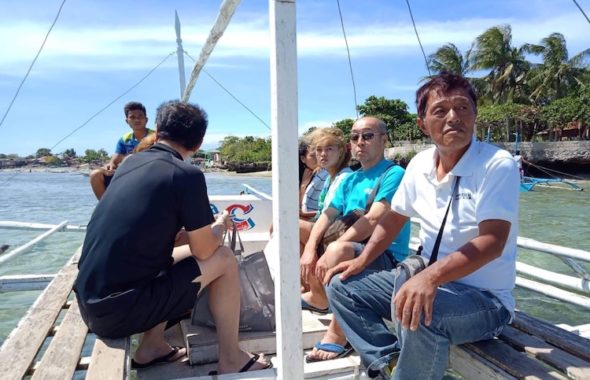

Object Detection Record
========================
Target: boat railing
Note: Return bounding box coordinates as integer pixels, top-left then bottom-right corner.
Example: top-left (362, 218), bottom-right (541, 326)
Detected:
top-left (409, 219), bottom-right (590, 310)
top-left (2, 218), bottom-right (590, 311)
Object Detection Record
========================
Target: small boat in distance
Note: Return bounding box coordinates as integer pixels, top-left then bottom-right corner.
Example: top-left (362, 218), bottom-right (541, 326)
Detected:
top-left (520, 176), bottom-right (584, 192)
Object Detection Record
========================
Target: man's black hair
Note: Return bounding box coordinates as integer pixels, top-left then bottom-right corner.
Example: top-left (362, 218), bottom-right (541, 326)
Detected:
top-left (124, 101), bottom-right (147, 117)
top-left (156, 101), bottom-right (208, 151)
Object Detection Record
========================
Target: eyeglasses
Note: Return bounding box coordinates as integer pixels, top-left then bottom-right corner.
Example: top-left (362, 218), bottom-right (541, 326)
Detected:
top-left (350, 131), bottom-right (383, 143)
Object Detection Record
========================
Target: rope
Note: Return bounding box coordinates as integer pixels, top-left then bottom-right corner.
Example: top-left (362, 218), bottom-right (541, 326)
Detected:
top-left (49, 51), bottom-right (175, 151)
top-left (183, 51), bottom-right (270, 130)
top-left (0, 0), bottom-right (67, 130)
top-left (404, 0), bottom-right (431, 76)
top-left (526, 161), bottom-right (586, 181)
top-left (572, 0), bottom-right (590, 24)
top-left (0, 51), bottom-right (176, 188)
top-left (335, 0), bottom-right (359, 118)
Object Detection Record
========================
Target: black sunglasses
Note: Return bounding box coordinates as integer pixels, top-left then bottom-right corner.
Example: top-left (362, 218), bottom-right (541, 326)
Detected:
top-left (350, 131), bottom-right (382, 143)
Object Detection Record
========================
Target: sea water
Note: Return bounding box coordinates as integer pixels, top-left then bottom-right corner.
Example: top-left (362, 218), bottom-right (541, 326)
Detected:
top-left (0, 171), bottom-right (588, 344)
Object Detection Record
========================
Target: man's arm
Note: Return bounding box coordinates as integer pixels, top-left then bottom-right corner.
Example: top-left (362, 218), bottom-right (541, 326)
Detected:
top-left (393, 219), bottom-right (511, 331)
top-left (186, 212), bottom-right (231, 261)
top-left (338, 199), bottom-right (391, 243)
top-left (324, 209), bottom-right (409, 283)
top-left (300, 207), bottom-right (339, 282)
top-left (105, 153), bottom-right (124, 172)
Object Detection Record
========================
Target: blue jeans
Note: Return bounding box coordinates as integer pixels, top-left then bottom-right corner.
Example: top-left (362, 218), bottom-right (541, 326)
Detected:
top-left (327, 269), bottom-right (399, 377)
top-left (328, 270), bottom-right (511, 379)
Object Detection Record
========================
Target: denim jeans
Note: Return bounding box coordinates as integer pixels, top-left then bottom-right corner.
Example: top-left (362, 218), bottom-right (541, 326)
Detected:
top-left (393, 282), bottom-right (511, 380)
top-left (327, 269), bottom-right (399, 377)
top-left (328, 270), bottom-right (511, 379)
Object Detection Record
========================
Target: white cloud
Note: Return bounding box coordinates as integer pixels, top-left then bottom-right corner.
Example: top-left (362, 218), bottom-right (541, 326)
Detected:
top-left (1, 8), bottom-right (586, 74)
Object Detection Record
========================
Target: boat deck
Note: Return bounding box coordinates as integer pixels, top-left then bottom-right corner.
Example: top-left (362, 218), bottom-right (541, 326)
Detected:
top-left (1, 248), bottom-right (589, 380)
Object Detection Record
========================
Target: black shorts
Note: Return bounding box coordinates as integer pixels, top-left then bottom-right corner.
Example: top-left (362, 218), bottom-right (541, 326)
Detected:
top-left (77, 257), bottom-right (201, 338)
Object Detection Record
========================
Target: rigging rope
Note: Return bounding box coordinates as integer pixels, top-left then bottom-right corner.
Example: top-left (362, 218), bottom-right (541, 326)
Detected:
top-left (526, 161), bottom-right (587, 181)
top-left (0, 0), bottom-right (67, 130)
top-left (335, 0), bottom-right (359, 118)
top-left (184, 51), bottom-right (270, 130)
top-left (572, 0), bottom-right (590, 24)
top-left (404, 0), bottom-right (431, 76)
top-left (49, 51), bottom-right (175, 151)
top-left (0, 51), bottom-right (175, 188)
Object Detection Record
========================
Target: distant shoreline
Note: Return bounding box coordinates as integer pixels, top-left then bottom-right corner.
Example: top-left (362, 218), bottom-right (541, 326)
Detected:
top-left (0, 165), bottom-right (273, 177)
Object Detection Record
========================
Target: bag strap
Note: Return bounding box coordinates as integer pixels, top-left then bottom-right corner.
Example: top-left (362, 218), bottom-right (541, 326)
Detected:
top-left (428, 176), bottom-right (461, 266)
top-left (365, 163), bottom-right (396, 211)
top-left (225, 221), bottom-right (244, 256)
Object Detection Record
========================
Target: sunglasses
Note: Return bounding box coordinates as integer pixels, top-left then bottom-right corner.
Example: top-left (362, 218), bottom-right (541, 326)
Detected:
top-left (350, 131), bottom-right (383, 143)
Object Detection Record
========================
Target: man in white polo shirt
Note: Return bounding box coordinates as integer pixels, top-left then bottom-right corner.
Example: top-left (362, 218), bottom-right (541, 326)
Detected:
top-left (327, 72), bottom-right (519, 379)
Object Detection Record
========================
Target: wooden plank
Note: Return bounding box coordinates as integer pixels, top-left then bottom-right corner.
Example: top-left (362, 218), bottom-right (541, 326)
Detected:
top-left (185, 311), bottom-right (327, 365)
top-left (0, 248), bottom-right (81, 380)
top-left (31, 300), bottom-right (88, 380)
top-left (86, 335), bottom-right (130, 380)
top-left (449, 345), bottom-right (516, 380)
top-left (465, 339), bottom-right (568, 379)
top-left (513, 311), bottom-right (590, 362)
top-left (500, 326), bottom-right (590, 380)
top-left (304, 355), bottom-right (361, 379)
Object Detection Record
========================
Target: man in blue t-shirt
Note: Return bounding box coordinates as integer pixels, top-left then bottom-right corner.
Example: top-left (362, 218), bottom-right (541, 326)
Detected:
top-left (89, 101), bottom-right (154, 199)
top-left (301, 116), bottom-right (411, 362)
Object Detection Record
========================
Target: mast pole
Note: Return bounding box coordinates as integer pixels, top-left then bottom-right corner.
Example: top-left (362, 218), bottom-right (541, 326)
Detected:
top-left (175, 10), bottom-right (187, 98)
top-left (269, 0), bottom-right (303, 378)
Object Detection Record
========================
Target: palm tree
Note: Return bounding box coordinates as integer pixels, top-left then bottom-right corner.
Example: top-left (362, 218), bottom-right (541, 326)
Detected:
top-left (524, 33), bottom-right (590, 103)
top-left (427, 43), bottom-right (472, 75)
top-left (471, 25), bottom-right (531, 104)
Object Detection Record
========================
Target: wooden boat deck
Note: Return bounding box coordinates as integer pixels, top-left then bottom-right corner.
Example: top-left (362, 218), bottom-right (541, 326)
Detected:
top-left (1, 248), bottom-right (589, 380)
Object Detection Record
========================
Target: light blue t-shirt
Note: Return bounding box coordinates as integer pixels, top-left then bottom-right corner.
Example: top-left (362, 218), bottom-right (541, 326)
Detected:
top-left (329, 159), bottom-right (411, 262)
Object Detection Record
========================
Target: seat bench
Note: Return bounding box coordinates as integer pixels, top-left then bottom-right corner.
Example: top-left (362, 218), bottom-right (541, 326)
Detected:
top-left (450, 311), bottom-right (590, 380)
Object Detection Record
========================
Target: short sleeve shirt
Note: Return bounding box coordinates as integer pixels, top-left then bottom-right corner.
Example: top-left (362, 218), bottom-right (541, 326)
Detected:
top-left (115, 128), bottom-right (155, 155)
top-left (329, 159), bottom-right (411, 262)
top-left (391, 138), bottom-right (520, 314)
top-left (74, 143), bottom-right (213, 300)
top-left (302, 169), bottom-right (328, 212)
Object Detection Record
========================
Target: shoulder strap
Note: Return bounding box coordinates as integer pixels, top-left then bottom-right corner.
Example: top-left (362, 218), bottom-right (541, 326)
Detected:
top-left (428, 176), bottom-right (461, 265)
top-left (365, 162), bottom-right (396, 211)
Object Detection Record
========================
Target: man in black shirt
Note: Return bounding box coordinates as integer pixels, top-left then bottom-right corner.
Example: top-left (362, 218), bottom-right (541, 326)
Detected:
top-left (74, 101), bottom-right (269, 373)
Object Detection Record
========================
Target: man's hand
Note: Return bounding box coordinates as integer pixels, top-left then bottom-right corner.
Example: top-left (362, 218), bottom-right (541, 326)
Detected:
top-left (323, 258), bottom-right (365, 285)
top-left (300, 245), bottom-right (318, 284)
top-left (392, 271), bottom-right (438, 331)
top-left (105, 162), bottom-right (117, 172)
top-left (315, 254), bottom-right (329, 283)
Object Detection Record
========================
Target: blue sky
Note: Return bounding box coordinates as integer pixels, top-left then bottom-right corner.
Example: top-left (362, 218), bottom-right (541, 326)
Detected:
top-left (0, 0), bottom-right (588, 156)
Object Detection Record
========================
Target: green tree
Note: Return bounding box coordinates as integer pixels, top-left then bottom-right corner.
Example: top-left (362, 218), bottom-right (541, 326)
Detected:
top-left (36, 148), bottom-right (52, 158)
top-left (218, 136), bottom-right (271, 163)
top-left (471, 25), bottom-right (531, 104)
top-left (97, 149), bottom-right (109, 160)
top-left (427, 43), bottom-right (472, 75)
top-left (542, 90), bottom-right (590, 130)
top-left (62, 148), bottom-right (77, 158)
top-left (356, 96), bottom-right (415, 142)
top-left (524, 33), bottom-right (590, 103)
top-left (332, 118), bottom-right (355, 140)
